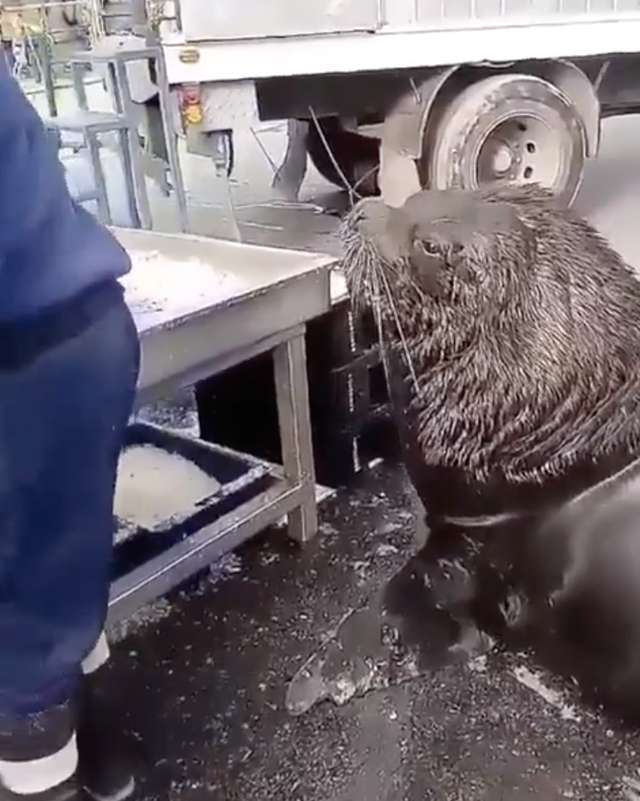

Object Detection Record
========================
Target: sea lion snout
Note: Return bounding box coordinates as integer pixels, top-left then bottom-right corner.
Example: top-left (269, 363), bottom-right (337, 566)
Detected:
top-left (409, 231), bottom-right (476, 294)
top-left (348, 197), bottom-right (392, 243)
top-left (348, 198), bottom-right (414, 265)
top-left (350, 197), bottom-right (388, 225)
top-left (342, 195), bottom-right (479, 301)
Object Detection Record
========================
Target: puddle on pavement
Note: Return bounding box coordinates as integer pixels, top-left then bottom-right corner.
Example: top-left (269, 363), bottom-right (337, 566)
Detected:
top-left (286, 517), bottom-right (640, 722)
top-left (286, 547), bottom-right (495, 716)
top-left (287, 522), bottom-right (640, 730)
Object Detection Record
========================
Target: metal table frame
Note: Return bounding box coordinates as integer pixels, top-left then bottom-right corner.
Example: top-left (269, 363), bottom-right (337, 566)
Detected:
top-left (109, 325), bottom-right (318, 623)
top-left (108, 232), bottom-right (332, 623)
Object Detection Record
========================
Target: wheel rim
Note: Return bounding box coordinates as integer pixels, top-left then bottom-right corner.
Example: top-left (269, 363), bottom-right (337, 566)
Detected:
top-left (474, 113), bottom-right (570, 192)
top-left (427, 75), bottom-right (586, 205)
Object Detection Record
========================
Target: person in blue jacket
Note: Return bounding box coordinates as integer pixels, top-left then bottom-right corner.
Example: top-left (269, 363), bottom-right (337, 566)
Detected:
top-left (0, 57), bottom-right (139, 801)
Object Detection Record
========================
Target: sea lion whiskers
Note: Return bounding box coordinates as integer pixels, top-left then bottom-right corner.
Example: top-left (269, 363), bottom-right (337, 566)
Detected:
top-left (340, 216), bottom-right (420, 397)
top-left (339, 210), bottom-right (384, 316)
top-left (340, 199), bottom-right (429, 315)
top-left (375, 259), bottom-right (422, 396)
top-left (379, 251), bottom-right (430, 307)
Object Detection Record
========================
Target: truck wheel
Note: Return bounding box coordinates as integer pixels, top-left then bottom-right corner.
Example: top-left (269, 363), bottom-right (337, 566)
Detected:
top-left (306, 118), bottom-right (380, 196)
top-left (426, 74), bottom-right (586, 205)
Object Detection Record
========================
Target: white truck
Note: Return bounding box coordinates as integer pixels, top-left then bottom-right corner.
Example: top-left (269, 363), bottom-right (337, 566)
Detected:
top-left (135, 1), bottom-right (640, 207)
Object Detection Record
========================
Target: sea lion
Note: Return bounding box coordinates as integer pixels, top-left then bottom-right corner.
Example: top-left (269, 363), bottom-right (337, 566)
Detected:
top-left (340, 184), bottom-right (640, 707)
top-left (340, 184), bottom-right (640, 521)
top-left (518, 454), bottom-right (640, 715)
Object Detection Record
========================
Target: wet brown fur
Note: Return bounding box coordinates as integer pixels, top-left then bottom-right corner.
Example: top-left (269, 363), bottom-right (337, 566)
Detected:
top-left (341, 185), bottom-right (640, 521)
top-left (342, 186), bottom-right (640, 713)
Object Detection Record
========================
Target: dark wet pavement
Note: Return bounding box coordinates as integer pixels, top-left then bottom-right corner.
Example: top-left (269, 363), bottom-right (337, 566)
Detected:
top-left (102, 462), bottom-right (640, 801)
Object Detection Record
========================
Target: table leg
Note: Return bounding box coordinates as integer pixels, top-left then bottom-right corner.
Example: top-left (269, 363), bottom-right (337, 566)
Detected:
top-left (71, 62), bottom-right (88, 112)
top-left (118, 128), bottom-right (143, 229)
top-left (87, 131), bottom-right (111, 226)
top-left (273, 332), bottom-right (318, 543)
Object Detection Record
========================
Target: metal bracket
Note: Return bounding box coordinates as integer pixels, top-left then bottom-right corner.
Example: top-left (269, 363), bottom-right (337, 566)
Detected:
top-left (272, 119), bottom-right (310, 202)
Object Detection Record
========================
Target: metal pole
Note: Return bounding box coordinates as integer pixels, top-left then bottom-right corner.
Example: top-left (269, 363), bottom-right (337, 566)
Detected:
top-left (71, 60), bottom-right (88, 110)
top-left (154, 46), bottom-right (189, 232)
top-left (40, 37), bottom-right (57, 116)
top-left (86, 131), bottom-right (112, 226)
top-left (114, 58), bottom-right (152, 229)
top-left (130, 0), bottom-right (148, 37)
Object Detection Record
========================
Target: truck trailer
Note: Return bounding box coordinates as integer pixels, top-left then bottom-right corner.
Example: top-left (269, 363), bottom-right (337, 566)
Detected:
top-left (130, 1), bottom-right (640, 207)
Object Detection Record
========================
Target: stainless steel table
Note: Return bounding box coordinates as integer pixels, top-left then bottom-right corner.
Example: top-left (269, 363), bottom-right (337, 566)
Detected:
top-left (108, 228), bottom-right (334, 622)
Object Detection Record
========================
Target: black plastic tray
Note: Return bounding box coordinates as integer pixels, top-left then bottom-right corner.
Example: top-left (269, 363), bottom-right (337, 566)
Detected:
top-left (112, 422), bottom-right (277, 581)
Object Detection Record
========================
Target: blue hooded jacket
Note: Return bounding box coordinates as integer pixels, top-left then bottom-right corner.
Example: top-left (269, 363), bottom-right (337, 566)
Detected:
top-left (0, 60), bottom-right (131, 322)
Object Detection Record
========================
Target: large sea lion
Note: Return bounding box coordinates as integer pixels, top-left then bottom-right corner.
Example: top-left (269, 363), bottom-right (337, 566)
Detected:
top-left (340, 185), bottom-right (640, 711)
top-left (341, 184), bottom-right (640, 521)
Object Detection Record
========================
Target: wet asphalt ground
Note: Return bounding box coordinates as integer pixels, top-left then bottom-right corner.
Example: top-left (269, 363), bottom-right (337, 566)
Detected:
top-left (105, 461), bottom-right (640, 801)
top-left (92, 112), bottom-right (640, 799)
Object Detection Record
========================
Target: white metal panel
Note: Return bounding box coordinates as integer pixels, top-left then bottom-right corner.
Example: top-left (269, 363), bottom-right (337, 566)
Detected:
top-left (379, 0), bottom-right (418, 27)
top-left (414, 0), bottom-right (640, 27)
top-left (178, 0), bottom-right (380, 42)
top-left (414, 0), bottom-right (634, 24)
top-left (163, 16), bottom-right (640, 84)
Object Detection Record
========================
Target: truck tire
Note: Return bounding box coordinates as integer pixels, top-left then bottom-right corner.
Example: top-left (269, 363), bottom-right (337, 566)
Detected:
top-left (426, 74), bottom-right (586, 206)
top-left (306, 118), bottom-right (380, 196)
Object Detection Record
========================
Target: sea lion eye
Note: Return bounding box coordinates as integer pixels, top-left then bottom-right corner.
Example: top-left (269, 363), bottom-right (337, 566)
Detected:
top-left (421, 240), bottom-right (439, 255)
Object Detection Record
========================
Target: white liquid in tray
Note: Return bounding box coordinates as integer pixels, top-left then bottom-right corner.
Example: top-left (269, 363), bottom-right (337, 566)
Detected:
top-left (114, 443), bottom-right (222, 532)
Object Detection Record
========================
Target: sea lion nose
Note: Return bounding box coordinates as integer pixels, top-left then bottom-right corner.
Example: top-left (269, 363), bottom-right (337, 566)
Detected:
top-left (352, 198), bottom-right (389, 233)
